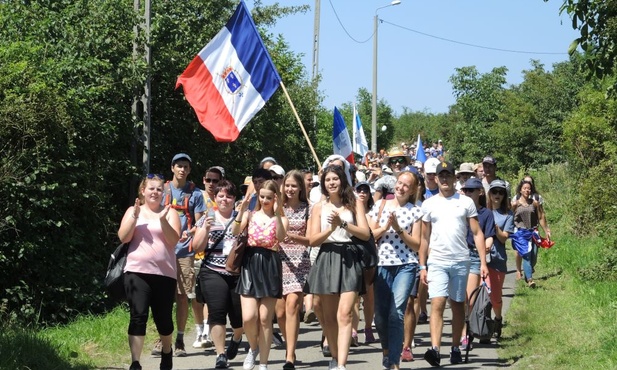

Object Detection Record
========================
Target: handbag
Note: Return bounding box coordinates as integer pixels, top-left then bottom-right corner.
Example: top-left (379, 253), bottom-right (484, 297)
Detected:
top-left (352, 232), bottom-right (378, 285)
top-left (104, 242), bottom-right (129, 300)
top-left (225, 212), bottom-right (250, 275)
top-left (195, 215), bottom-right (236, 302)
top-left (358, 199), bottom-right (389, 285)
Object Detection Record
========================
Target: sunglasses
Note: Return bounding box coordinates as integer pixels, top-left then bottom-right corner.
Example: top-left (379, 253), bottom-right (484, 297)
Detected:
top-left (355, 187), bottom-right (370, 194)
top-left (147, 173), bottom-right (164, 180)
top-left (204, 178), bottom-right (220, 184)
top-left (490, 189), bottom-right (506, 195)
top-left (272, 175), bottom-right (284, 180)
top-left (463, 188), bottom-right (478, 193)
top-left (389, 158), bottom-right (406, 165)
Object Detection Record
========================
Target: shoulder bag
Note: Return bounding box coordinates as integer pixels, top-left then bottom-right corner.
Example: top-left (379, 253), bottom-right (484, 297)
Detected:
top-left (104, 242), bottom-right (129, 300)
top-left (225, 213), bottom-right (250, 275)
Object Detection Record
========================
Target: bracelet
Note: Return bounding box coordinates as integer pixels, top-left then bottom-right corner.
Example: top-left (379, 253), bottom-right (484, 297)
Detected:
top-left (340, 220), bottom-right (348, 229)
top-left (234, 219), bottom-right (241, 224)
top-left (419, 265), bottom-right (427, 270)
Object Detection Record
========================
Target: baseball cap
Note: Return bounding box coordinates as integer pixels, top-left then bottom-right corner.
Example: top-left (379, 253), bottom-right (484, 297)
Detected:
top-left (482, 156), bottom-right (497, 165)
top-left (239, 176), bottom-right (252, 194)
top-left (462, 177), bottom-right (483, 190)
top-left (269, 165), bottom-right (285, 177)
top-left (489, 179), bottom-right (507, 190)
top-left (436, 161), bottom-right (455, 175)
top-left (424, 158), bottom-right (441, 174)
top-left (171, 153), bottom-right (191, 166)
top-left (354, 181), bottom-right (371, 191)
top-left (260, 156), bottom-right (278, 166)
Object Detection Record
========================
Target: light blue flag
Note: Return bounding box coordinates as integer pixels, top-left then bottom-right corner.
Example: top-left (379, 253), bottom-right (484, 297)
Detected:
top-left (415, 134), bottom-right (427, 163)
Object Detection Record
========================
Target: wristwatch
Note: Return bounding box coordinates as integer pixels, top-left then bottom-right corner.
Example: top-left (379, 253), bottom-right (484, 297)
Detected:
top-left (340, 220), bottom-right (348, 229)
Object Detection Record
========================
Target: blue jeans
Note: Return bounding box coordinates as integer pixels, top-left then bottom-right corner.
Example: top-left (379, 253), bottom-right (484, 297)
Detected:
top-left (374, 263), bottom-right (417, 366)
top-left (522, 242), bottom-right (538, 280)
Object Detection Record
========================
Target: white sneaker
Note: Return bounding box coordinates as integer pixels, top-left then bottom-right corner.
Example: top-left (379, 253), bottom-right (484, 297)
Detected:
top-left (243, 348), bottom-right (259, 370)
top-left (258, 365), bottom-right (268, 370)
top-left (202, 334), bottom-right (214, 348)
top-left (328, 359), bottom-right (338, 370)
top-left (192, 334), bottom-right (203, 348)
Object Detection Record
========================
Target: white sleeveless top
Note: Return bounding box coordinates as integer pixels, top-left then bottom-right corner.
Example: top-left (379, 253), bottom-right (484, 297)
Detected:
top-left (320, 202), bottom-right (354, 243)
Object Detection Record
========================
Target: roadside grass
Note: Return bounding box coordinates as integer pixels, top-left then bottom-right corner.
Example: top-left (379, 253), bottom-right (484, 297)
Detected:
top-left (499, 233), bottom-right (617, 369)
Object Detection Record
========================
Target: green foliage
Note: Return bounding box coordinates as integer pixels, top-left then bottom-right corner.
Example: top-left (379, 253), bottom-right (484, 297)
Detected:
top-left (0, 0), bottom-right (319, 327)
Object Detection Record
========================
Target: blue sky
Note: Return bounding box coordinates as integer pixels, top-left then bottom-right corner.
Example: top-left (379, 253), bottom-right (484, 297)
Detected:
top-left (256, 0), bottom-right (580, 115)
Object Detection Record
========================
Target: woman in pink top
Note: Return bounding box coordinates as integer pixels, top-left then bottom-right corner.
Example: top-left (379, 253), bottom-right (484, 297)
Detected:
top-left (232, 180), bottom-right (288, 370)
top-left (117, 174), bottom-right (181, 370)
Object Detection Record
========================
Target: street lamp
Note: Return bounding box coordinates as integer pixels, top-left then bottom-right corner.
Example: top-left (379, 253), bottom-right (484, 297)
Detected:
top-left (372, 0), bottom-right (401, 152)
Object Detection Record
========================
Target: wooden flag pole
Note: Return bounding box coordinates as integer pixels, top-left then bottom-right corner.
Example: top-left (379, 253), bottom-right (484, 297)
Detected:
top-left (279, 81), bottom-right (322, 170)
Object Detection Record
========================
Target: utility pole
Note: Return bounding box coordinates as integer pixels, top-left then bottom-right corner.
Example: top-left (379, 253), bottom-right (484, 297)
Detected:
top-left (131, 0), bottom-right (151, 176)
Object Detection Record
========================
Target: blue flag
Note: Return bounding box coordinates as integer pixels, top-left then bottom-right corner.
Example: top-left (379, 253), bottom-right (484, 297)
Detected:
top-left (333, 107), bottom-right (354, 164)
top-left (415, 134), bottom-right (427, 163)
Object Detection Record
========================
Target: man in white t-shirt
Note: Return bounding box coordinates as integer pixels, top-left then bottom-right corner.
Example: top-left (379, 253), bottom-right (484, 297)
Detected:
top-left (419, 161), bottom-right (488, 367)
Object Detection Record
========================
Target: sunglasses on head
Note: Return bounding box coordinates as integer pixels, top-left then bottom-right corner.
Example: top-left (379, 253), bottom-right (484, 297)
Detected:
top-left (389, 158), bottom-right (405, 165)
top-left (147, 173), bottom-right (164, 180)
top-left (490, 189), bottom-right (506, 195)
top-left (205, 178), bottom-right (220, 184)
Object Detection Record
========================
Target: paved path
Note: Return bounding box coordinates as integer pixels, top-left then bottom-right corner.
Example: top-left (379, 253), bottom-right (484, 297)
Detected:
top-left (131, 267), bottom-right (516, 370)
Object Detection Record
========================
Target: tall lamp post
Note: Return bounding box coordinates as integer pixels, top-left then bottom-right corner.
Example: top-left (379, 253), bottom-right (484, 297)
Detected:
top-left (372, 0), bottom-right (401, 152)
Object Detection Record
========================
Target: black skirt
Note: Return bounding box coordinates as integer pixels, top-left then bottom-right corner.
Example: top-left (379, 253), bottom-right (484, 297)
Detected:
top-left (305, 242), bottom-right (365, 295)
top-left (235, 247), bottom-right (283, 299)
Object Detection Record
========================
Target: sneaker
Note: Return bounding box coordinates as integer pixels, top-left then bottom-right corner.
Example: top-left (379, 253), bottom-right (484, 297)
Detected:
top-left (381, 356), bottom-right (390, 370)
top-left (460, 335), bottom-right (473, 351)
top-left (494, 317), bottom-right (503, 339)
top-left (350, 331), bottom-right (359, 347)
top-left (258, 365), bottom-right (268, 370)
top-left (418, 311), bottom-right (428, 324)
top-left (174, 340), bottom-right (187, 357)
top-left (328, 359), bottom-right (338, 370)
top-left (450, 346), bottom-right (463, 364)
top-left (129, 361), bottom-right (142, 370)
top-left (243, 348), bottom-right (259, 370)
top-left (424, 347), bottom-right (440, 367)
top-left (226, 337), bottom-right (242, 360)
top-left (364, 327), bottom-right (376, 344)
top-left (303, 309), bottom-right (317, 324)
top-left (411, 339), bottom-right (416, 348)
top-left (282, 361), bottom-right (295, 370)
top-left (272, 331), bottom-right (284, 347)
top-left (322, 345), bottom-right (332, 357)
top-left (215, 353), bottom-right (229, 369)
top-left (202, 334), bottom-right (214, 348)
top-left (528, 280), bottom-right (537, 288)
top-left (151, 338), bottom-right (162, 356)
top-left (160, 349), bottom-right (173, 370)
top-left (479, 337), bottom-right (491, 344)
top-left (193, 334), bottom-right (203, 348)
top-left (401, 346), bottom-right (413, 362)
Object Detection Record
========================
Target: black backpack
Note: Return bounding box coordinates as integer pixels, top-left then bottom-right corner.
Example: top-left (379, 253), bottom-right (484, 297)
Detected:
top-left (465, 280), bottom-right (495, 362)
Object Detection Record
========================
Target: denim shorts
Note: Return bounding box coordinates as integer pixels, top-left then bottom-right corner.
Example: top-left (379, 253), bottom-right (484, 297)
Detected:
top-left (426, 260), bottom-right (470, 303)
top-left (469, 255), bottom-right (481, 275)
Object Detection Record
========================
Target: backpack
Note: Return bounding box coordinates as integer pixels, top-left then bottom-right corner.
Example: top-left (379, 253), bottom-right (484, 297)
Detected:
top-left (163, 181), bottom-right (197, 230)
top-left (465, 280), bottom-right (495, 362)
top-left (468, 281), bottom-right (494, 340)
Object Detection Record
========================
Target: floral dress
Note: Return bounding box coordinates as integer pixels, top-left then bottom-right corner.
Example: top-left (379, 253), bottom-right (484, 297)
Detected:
top-left (279, 202), bottom-right (311, 295)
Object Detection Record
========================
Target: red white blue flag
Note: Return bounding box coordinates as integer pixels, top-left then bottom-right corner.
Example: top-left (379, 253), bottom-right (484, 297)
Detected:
top-left (333, 107), bottom-right (355, 164)
top-left (176, 1), bottom-right (281, 142)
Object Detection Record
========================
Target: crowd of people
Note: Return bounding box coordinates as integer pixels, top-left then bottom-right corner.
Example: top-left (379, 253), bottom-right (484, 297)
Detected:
top-left (117, 146), bottom-right (552, 370)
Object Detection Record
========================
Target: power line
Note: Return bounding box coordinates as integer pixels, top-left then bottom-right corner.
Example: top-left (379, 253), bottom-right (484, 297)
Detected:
top-left (381, 19), bottom-right (568, 55)
top-left (328, 0), bottom-right (373, 44)
top-left (326, 0), bottom-right (568, 55)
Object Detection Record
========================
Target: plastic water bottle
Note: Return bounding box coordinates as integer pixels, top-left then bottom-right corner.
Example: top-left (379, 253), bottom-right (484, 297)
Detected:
top-left (206, 198), bottom-right (217, 218)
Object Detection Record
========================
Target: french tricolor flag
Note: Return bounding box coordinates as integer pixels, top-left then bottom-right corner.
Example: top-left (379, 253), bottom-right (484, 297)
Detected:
top-left (176, 1), bottom-right (281, 142)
